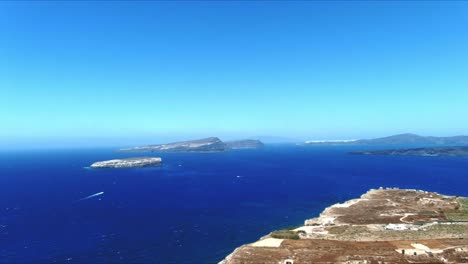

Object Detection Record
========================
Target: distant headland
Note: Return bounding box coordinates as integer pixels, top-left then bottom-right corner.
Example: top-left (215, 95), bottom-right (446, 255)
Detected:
top-left (304, 133), bottom-right (468, 146)
top-left (351, 146), bottom-right (468, 157)
top-left (119, 137), bottom-right (264, 153)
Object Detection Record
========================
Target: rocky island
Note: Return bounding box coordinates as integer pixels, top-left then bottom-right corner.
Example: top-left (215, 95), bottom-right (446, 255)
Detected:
top-left (225, 139), bottom-right (264, 149)
top-left (220, 188), bottom-right (468, 264)
top-left (351, 146), bottom-right (468, 157)
top-left (120, 137), bottom-right (264, 153)
top-left (120, 137), bottom-right (230, 153)
top-left (90, 157), bottom-right (162, 168)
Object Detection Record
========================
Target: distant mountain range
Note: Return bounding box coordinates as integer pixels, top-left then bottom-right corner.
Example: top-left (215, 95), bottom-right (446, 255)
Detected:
top-left (225, 139), bottom-right (265, 149)
top-left (120, 137), bottom-right (264, 153)
top-left (305, 133), bottom-right (468, 146)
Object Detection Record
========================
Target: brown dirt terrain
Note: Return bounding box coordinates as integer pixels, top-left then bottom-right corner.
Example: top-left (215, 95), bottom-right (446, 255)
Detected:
top-left (323, 189), bottom-right (458, 225)
top-left (220, 189), bottom-right (468, 264)
top-left (223, 239), bottom-right (468, 264)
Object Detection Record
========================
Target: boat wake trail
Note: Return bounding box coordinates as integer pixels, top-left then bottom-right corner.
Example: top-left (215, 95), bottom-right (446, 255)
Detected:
top-left (78, 191), bottom-right (104, 201)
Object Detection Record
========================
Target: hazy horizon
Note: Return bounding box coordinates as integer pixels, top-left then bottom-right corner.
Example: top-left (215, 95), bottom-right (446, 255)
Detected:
top-left (4, 132), bottom-right (468, 150)
top-left (2, 1), bottom-right (468, 149)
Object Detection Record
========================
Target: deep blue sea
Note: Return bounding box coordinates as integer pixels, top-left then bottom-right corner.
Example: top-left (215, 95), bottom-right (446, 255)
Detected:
top-left (1, 145), bottom-right (467, 263)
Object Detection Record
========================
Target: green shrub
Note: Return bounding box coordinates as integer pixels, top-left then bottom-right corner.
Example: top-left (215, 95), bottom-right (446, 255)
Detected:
top-left (270, 230), bottom-right (300, 240)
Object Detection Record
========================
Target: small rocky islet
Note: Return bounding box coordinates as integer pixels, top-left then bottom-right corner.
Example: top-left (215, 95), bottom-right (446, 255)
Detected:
top-left (90, 157), bottom-right (162, 169)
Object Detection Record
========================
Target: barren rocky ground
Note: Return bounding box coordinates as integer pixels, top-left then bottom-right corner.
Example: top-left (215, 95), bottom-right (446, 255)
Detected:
top-left (220, 189), bottom-right (468, 264)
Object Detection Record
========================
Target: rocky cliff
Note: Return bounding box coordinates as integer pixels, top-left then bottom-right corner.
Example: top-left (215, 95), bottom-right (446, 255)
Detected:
top-left (220, 188), bottom-right (468, 264)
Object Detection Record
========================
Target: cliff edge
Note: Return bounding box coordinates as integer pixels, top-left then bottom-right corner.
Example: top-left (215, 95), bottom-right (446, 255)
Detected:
top-left (220, 188), bottom-right (468, 264)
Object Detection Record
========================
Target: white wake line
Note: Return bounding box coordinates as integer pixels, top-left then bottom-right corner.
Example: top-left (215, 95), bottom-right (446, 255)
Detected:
top-left (78, 191), bottom-right (104, 201)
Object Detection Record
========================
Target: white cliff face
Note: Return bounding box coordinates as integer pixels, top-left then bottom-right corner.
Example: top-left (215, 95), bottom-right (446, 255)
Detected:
top-left (90, 157), bottom-right (162, 168)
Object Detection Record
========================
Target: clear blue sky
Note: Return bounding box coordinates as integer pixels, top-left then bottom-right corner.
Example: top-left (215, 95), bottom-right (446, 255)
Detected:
top-left (1, 1), bottom-right (468, 148)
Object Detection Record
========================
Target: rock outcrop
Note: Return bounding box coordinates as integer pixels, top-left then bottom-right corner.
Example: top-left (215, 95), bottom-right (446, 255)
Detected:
top-left (90, 157), bottom-right (162, 168)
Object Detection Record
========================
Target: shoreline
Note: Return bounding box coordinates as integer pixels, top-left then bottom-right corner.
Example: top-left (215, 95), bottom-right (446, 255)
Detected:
top-left (219, 188), bottom-right (468, 263)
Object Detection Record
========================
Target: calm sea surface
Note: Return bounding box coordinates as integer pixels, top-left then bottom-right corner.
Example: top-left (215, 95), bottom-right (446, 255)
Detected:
top-left (1, 145), bottom-right (467, 263)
